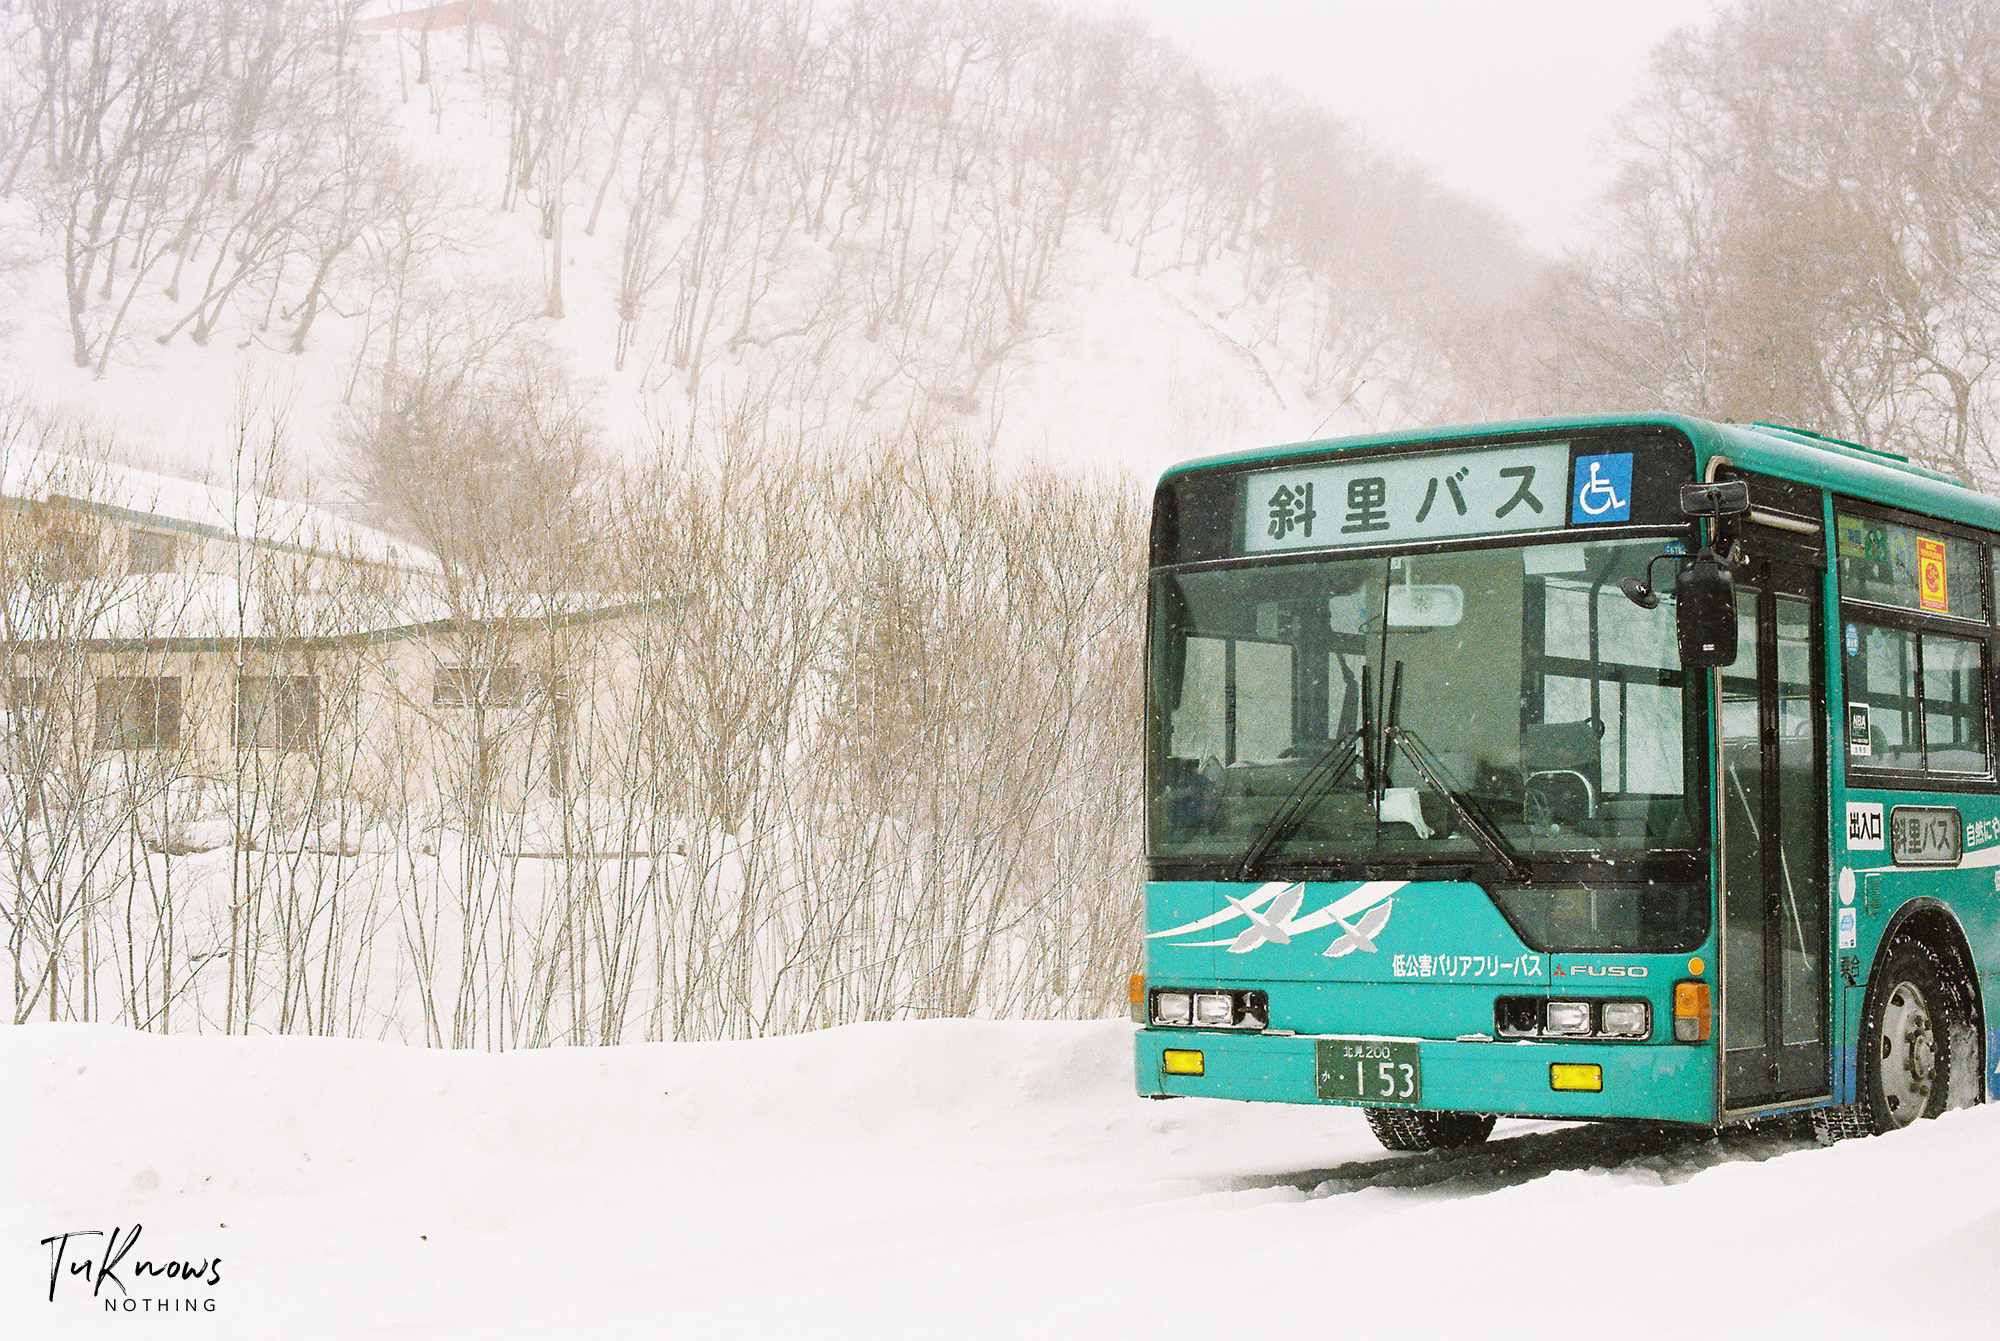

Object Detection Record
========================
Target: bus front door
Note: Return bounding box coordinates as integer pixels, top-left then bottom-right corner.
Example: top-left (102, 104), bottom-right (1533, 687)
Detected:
top-left (1717, 553), bottom-right (1829, 1113)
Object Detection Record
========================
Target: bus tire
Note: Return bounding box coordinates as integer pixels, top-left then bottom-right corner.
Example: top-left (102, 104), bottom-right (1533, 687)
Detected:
top-left (1859, 938), bottom-right (1960, 1134)
top-left (1364, 1107), bottom-right (1496, 1151)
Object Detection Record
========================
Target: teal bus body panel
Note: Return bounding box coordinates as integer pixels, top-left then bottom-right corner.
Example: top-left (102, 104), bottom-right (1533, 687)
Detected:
top-left (1135, 1030), bottom-right (1716, 1124)
top-left (1142, 879), bottom-right (1718, 1123)
top-left (1162, 413), bottom-right (2000, 537)
top-left (1147, 879), bottom-right (1549, 988)
top-left (1834, 784), bottom-right (2000, 1106)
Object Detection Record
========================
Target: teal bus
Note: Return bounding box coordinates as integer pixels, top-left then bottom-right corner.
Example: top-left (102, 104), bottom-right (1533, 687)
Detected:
top-left (1133, 413), bottom-right (1998, 1147)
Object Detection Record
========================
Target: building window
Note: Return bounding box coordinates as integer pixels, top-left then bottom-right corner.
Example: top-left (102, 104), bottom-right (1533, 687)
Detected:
top-left (95, 677), bottom-right (181, 749)
top-left (128, 529), bottom-right (176, 574)
top-left (35, 525), bottom-right (98, 583)
top-left (3, 677), bottom-right (48, 757)
top-left (434, 665), bottom-right (523, 708)
top-left (235, 676), bottom-right (318, 750)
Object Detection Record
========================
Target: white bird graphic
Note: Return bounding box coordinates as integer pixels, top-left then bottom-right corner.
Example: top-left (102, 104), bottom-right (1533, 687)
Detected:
top-left (1150, 880), bottom-right (1408, 955)
top-left (1224, 884), bottom-right (1305, 953)
top-left (1323, 898), bottom-right (1395, 957)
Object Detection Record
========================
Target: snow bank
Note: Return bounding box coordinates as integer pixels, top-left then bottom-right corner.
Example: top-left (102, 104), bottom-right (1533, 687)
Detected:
top-left (6, 1020), bottom-right (1997, 1338)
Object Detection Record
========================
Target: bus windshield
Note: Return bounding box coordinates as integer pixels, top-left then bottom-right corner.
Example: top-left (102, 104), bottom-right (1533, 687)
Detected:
top-left (1150, 537), bottom-right (1701, 872)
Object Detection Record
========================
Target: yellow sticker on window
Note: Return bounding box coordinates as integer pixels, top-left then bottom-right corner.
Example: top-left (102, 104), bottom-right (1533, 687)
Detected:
top-left (1919, 537), bottom-right (1948, 612)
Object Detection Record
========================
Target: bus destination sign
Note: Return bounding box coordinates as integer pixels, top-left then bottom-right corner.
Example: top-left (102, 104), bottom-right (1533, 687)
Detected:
top-left (1244, 442), bottom-right (1574, 553)
top-left (1890, 805), bottom-right (1961, 866)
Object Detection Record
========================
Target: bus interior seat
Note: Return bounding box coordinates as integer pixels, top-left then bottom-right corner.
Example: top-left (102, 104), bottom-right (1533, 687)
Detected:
top-left (1522, 720), bottom-right (1602, 776)
top-left (1523, 720), bottom-right (1603, 823)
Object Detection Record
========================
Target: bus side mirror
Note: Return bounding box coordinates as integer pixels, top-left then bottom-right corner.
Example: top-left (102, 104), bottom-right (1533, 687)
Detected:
top-left (1680, 480), bottom-right (1751, 517)
top-left (1676, 550), bottom-right (1738, 667)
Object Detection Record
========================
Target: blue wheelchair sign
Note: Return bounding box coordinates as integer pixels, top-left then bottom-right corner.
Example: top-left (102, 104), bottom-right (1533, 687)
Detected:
top-left (1570, 453), bottom-right (1633, 524)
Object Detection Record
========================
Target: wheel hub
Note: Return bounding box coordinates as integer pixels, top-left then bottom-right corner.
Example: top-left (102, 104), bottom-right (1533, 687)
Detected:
top-left (1877, 978), bottom-right (1936, 1126)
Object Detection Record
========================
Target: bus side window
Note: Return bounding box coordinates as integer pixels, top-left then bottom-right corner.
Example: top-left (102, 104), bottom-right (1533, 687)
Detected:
top-left (1846, 622), bottom-right (1922, 769)
top-left (1170, 636), bottom-right (1229, 762)
top-left (1167, 635), bottom-right (1296, 766)
top-left (1921, 631), bottom-right (1988, 773)
top-left (1233, 640), bottom-right (1293, 762)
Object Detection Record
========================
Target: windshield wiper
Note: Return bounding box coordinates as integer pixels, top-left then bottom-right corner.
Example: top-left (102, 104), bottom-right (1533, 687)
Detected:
top-left (1385, 724), bottom-right (1529, 881)
top-left (1233, 728), bottom-right (1366, 882)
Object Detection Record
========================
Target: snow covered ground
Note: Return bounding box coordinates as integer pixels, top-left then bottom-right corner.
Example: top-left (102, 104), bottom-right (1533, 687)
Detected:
top-left (7, 1018), bottom-right (1997, 1338)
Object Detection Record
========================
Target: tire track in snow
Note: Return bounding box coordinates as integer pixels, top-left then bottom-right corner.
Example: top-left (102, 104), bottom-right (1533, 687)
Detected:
top-left (1234, 1118), bottom-right (1815, 1198)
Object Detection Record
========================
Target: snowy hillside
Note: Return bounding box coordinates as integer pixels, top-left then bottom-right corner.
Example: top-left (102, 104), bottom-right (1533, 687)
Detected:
top-left (8, 1018), bottom-right (1996, 1338)
top-left (0, 1), bottom-right (1540, 497)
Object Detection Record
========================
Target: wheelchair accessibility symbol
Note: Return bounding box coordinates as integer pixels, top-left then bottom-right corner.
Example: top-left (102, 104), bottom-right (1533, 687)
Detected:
top-left (1570, 452), bottom-right (1633, 523)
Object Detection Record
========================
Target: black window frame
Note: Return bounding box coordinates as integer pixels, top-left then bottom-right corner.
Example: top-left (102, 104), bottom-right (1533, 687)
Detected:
top-left (1836, 498), bottom-right (1998, 788)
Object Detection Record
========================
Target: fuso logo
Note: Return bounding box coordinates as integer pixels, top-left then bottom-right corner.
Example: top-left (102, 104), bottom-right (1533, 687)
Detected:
top-left (1847, 801), bottom-right (1885, 851)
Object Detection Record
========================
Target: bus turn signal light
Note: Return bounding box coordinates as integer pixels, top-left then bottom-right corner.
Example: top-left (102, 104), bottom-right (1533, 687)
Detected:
top-left (1162, 1049), bottom-right (1205, 1076)
top-left (1673, 980), bottom-right (1712, 1042)
top-left (1129, 973), bottom-right (1146, 1022)
top-left (1550, 1063), bottom-right (1602, 1092)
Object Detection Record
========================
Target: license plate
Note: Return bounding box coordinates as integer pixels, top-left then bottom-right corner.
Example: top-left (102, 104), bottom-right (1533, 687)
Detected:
top-left (1315, 1038), bottom-right (1422, 1106)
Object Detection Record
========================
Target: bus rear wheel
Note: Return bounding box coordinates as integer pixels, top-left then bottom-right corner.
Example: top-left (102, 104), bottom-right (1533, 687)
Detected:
top-left (1364, 1107), bottom-right (1496, 1151)
top-left (1859, 938), bottom-right (1960, 1134)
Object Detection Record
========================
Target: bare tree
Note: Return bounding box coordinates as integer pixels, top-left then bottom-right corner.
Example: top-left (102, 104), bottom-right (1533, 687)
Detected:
top-left (1542, 0), bottom-right (2000, 481)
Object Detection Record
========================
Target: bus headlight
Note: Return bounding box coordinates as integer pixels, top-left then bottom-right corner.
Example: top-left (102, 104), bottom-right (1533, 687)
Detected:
top-left (1599, 1001), bottom-right (1650, 1038)
top-left (1194, 992), bottom-right (1235, 1025)
top-left (1544, 999), bottom-right (1593, 1035)
top-left (1149, 987), bottom-right (1268, 1029)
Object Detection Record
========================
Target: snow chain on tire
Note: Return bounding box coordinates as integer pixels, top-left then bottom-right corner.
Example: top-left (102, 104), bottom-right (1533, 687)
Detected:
top-left (1810, 1104), bottom-right (1870, 1144)
top-left (1364, 1107), bottom-right (1496, 1151)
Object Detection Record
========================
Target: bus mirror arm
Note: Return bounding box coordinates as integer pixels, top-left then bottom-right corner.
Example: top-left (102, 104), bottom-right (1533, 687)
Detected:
top-left (1619, 552), bottom-right (1689, 610)
top-left (1619, 547), bottom-right (1740, 668)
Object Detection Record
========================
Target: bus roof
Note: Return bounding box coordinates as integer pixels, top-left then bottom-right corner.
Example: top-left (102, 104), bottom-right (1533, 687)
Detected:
top-left (1162, 413), bottom-right (2000, 532)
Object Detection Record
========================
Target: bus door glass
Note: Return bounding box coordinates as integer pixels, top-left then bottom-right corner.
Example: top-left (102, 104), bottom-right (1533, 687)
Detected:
top-left (1719, 554), bottom-right (1829, 1110)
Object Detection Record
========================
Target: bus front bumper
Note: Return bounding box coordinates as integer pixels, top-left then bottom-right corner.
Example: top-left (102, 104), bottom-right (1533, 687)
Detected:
top-left (1135, 1027), bottom-right (1715, 1125)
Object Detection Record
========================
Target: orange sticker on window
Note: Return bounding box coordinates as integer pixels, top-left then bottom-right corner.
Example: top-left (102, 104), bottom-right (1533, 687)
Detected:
top-left (1918, 537), bottom-right (1948, 611)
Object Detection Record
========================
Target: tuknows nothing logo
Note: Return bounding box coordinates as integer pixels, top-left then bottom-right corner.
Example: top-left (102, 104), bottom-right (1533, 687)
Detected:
top-left (42, 1224), bottom-right (222, 1313)
top-left (1147, 881), bottom-right (1405, 957)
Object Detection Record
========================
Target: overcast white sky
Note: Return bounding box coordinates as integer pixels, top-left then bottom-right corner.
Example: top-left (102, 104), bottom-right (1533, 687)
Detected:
top-left (1093, 0), bottom-right (1717, 252)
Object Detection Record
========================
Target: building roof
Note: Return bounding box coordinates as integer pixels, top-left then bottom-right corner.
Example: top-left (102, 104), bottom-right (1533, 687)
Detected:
top-left (0, 450), bottom-right (658, 649)
top-left (0, 571), bottom-right (658, 650)
top-left (0, 449), bottom-right (441, 572)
